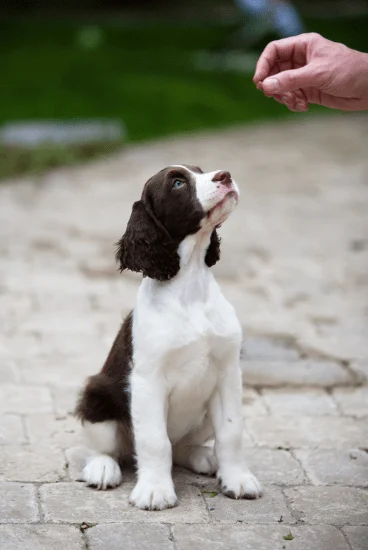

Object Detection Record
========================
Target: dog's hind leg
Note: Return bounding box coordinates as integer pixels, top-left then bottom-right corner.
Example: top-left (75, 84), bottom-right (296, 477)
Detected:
top-left (79, 420), bottom-right (127, 490)
top-left (75, 366), bottom-right (133, 490)
top-left (173, 416), bottom-right (217, 476)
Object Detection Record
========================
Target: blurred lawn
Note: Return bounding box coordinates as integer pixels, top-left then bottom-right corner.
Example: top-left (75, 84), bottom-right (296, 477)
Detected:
top-left (0, 16), bottom-right (367, 178)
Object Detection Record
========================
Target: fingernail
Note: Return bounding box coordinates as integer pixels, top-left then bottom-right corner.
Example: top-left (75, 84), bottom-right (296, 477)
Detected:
top-left (263, 78), bottom-right (279, 92)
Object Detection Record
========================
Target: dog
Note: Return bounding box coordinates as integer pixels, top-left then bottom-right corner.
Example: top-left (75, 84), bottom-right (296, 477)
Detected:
top-left (75, 164), bottom-right (262, 510)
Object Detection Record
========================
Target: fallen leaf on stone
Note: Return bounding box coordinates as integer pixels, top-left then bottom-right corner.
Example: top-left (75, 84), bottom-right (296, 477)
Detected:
top-left (201, 490), bottom-right (218, 498)
top-left (283, 532), bottom-right (294, 541)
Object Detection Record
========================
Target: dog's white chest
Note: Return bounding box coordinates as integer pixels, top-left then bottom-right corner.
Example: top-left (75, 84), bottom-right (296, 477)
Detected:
top-left (165, 322), bottom-right (218, 443)
top-left (133, 271), bottom-right (242, 444)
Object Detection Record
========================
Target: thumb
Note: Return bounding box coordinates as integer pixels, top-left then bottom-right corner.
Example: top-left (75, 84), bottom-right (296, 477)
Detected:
top-left (262, 66), bottom-right (316, 94)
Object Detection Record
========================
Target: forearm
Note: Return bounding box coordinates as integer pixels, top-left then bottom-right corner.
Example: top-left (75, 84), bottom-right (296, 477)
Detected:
top-left (130, 371), bottom-right (172, 480)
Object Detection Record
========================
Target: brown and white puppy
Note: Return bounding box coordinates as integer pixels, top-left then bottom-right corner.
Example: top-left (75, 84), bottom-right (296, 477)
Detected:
top-left (76, 164), bottom-right (261, 510)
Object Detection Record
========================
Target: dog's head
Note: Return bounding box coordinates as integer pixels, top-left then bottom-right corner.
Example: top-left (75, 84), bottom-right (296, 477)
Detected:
top-left (116, 164), bottom-right (239, 281)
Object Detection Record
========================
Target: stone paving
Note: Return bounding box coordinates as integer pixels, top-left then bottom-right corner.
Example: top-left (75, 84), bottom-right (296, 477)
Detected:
top-left (0, 114), bottom-right (368, 549)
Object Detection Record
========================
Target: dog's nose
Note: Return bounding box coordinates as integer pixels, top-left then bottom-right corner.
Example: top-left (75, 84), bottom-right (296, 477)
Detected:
top-left (212, 171), bottom-right (232, 187)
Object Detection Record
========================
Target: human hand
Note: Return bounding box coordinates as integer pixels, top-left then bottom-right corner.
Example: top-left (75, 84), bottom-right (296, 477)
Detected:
top-left (253, 33), bottom-right (368, 111)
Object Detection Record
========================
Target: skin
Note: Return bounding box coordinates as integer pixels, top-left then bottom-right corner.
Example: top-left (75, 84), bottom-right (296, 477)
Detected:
top-left (253, 32), bottom-right (368, 112)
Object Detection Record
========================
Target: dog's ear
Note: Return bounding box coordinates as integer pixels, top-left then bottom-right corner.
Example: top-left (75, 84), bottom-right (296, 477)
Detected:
top-left (205, 229), bottom-right (221, 267)
top-left (116, 201), bottom-right (180, 281)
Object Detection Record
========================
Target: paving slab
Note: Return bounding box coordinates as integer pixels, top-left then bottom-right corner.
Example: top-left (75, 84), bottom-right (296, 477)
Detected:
top-left (173, 524), bottom-right (350, 550)
top-left (285, 486), bottom-right (368, 525)
top-left (0, 385), bottom-right (53, 415)
top-left (87, 524), bottom-right (174, 550)
top-left (203, 485), bottom-right (294, 524)
top-left (0, 445), bottom-right (66, 482)
top-left (0, 525), bottom-right (84, 550)
top-left (261, 388), bottom-right (338, 416)
top-left (0, 482), bottom-right (39, 523)
top-left (247, 416), bottom-right (368, 448)
top-left (242, 360), bottom-right (352, 388)
top-left (242, 336), bottom-right (300, 361)
top-left (242, 388), bottom-right (269, 417)
top-left (333, 387), bottom-right (368, 418)
top-left (0, 415), bottom-right (26, 446)
top-left (51, 386), bottom-right (81, 417)
top-left (245, 448), bottom-right (306, 485)
top-left (40, 482), bottom-right (209, 524)
top-left (0, 361), bottom-right (21, 384)
top-left (342, 526), bottom-right (368, 550)
top-left (25, 414), bottom-right (84, 448)
top-left (295, 449), bottom-right (368, 487)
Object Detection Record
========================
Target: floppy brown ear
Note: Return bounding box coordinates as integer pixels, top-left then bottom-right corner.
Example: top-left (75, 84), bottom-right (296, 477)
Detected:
top-left (205, 229), bottom-right (221, 267)
top-left (116, 201), bottom-right (180, 281)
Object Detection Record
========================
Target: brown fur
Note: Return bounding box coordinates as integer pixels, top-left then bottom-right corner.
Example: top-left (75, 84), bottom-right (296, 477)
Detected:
top-left (75, 312), bottom-right (133, 427)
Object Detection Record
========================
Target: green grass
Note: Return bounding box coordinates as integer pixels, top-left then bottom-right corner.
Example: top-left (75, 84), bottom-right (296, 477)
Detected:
top-left (0, 16), bottom-right (367, 178)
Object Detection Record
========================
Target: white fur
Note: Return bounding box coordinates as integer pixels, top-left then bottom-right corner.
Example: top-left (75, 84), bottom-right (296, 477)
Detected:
top-left (174, 445), bottom-right (218, 475)
top-left (79, 421), bottom-right (123, 489)
top-left (84, 420), bottom-right (119, 455)
top-left (82, 167), bottom-right (261, 509)
top-left (81, 455), bottom-right (123, 490)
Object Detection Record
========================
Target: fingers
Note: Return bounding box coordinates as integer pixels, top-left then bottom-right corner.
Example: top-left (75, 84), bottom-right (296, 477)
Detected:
top-left (253, 32), bottom-right (368, 112)
top-left (265, 89), bottom-right (368, 112)
top-left (262, 65), bottom-right (319, 95)
top-left (272, 90), bottom-right (309, 112)
top-left (257, 74), bottom-right (309, 111)
top-left (253, 34), bottom-right (310, 84)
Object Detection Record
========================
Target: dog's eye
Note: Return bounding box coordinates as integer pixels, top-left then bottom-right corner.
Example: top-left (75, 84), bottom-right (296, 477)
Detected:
top-left (172, 179), bottom-right (184, 189)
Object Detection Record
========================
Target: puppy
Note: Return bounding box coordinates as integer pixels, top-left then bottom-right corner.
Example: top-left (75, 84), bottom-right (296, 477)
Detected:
top-left (76, 164), bottom-right (262, 510)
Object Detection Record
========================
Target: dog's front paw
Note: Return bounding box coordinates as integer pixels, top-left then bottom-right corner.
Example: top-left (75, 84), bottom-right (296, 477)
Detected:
top-left (219, 469), bottom-right (262, 500)
top-left (129, 479), bottom-right (177, 511)
top-left (80, 455), bottom-right (123, 490)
